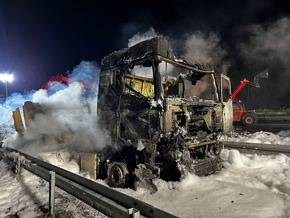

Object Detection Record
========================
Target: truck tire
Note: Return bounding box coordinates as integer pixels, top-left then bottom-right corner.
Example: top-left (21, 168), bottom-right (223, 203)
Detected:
top-left (242, 113), bottom-right (256, 126)
top-left (107, 161), bottom-right (130, 188)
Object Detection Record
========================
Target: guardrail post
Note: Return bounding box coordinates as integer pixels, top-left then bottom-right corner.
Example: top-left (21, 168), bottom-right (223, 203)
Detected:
top-left (5, 147), bottom-right (177, 218)
top-left (49, 171), bottom-right (56, 218)
top-left (128, 208), bottom-right (140, 218)
top-left (17, 154), bottom-right (21, 182)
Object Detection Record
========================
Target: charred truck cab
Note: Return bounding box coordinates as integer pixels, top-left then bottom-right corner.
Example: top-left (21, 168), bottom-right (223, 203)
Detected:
top-left (12, 37), bottom-right (233, 189)
top-left (94, 37), bottom-right (232, 188)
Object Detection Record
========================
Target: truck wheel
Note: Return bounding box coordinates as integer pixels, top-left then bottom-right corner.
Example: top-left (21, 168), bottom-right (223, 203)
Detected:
top-left (107, 161), bottom-right (129, 188)
top-left (242, 113), bottom-right (256, 126)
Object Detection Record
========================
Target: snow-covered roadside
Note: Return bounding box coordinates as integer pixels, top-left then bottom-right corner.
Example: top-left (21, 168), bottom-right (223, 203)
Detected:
top-left (0, 151), bottom-right (107, 218)
top-left (1, 130), bottom-right (290, 218)
top-left (221, 129), bottom-right (290, 145)
top-left (117, 148), bottom-right (290, 218)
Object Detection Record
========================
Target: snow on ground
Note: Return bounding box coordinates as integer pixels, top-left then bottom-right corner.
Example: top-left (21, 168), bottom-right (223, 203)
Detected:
top-left (221, 129), bottom-right (290, 144)
top-left (119, 150), bottom-right (290, 218)
top-left (1, 130), bottom-right (290, 218)
top-left (1, 71), bottom-right (290, 217)
top-left (0, 149), bottom-right (106, 218)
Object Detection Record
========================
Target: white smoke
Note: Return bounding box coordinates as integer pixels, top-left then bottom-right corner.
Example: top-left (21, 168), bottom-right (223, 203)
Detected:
top-left (0, 91), bottom-right (34, 128)
top-left (127, 28), bottom-right (162, 78)
top-left (126, 28), bottom-right (228, 99)
top-left (128, 27), bottom-right (162, 47)
top-left (182, 31), bottom-right (230, 74)
top-left (3, 61), bottom-right (112, 156)
top-left (128, 28), bottom-right (177, 77)
top-left (69, 60), bottom-right (99, 85)
top-left (128, 28), bottom-right (229, 74)
top-left (238, 16), bottom-right (290, 65)
top-left (237, 16), bottom-right (290, 108)
top-left (238, 17), bottom-right (290, 76)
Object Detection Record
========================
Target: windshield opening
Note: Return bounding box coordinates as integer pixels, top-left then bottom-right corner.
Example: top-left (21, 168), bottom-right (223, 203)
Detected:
top-left (161, 61), bottom-right (217, 100)
top-left (123, 65), bottom-right (154, 98)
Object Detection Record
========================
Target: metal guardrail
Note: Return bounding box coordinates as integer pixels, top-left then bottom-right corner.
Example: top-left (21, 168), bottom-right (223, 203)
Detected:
top-left (223, 141), bottom-right (290, 156)
top-left (255, 110), bottom-right (290, 116)
top-left (255, 110), bottom-right (290, 122)
top-left (3, 147), bottom-right (177, 218)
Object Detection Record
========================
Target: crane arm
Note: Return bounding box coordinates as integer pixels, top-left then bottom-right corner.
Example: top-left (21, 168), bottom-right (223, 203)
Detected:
top-left (231, 78), bottom-right (256, 101)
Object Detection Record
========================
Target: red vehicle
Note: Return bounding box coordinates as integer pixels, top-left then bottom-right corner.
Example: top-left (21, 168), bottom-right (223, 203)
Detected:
top-left (41, 75), bottom-right (69, 90)
top-left (41, 75), bottom-right (98, 93)
top-left (232, 70), bottom-right (268, 126)
top-left (232, 79), bottom-right (258, 126)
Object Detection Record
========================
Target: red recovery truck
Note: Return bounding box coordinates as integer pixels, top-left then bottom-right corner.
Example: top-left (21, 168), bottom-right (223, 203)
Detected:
top-left (41, 75), bottom-right (69, 89)
top-left (232, 70), bottom-right (268, 126)
top-left (41, 75), bottom-right (97, 93)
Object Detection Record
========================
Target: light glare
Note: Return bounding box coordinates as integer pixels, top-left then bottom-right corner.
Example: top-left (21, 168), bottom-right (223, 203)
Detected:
top-left (0, 73), bottom-right (14, 83)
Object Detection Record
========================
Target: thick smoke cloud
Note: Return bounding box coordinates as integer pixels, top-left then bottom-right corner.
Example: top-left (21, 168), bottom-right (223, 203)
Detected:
top-left (127, 28), bottom-right (230, 99)
top-left (0, 91), bottom-right (34, 127)
top-left (123, 5), bottom-right (290, 108)
top-left (128, 28), bottom-right (229, 75)
top-left (3, 61), bottom-right (112, 156)
top-left (69, 61), bottom-right (99, 86)
top-left (3, 13), bottom-right (290, 156)
top-left (239, 17), bottom-right (290, 65)
top-left (237, 16), bottom-right (290, 108)
top-left (182, 31), bottom-right (230, 74)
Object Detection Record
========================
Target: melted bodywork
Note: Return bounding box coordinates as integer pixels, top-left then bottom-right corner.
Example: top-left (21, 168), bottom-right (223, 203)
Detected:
top-left (96, 37), bottom-right (232, 187)
top-left (12, 37), bottom-right (233, 189)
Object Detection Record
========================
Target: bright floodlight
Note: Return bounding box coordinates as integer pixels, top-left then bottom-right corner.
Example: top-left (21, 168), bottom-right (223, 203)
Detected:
top-left (0, 73), bottom-right (14, 83)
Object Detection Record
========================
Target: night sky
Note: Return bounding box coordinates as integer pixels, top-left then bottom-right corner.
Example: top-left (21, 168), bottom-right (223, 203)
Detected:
top-left (1, 0), bottom-right (290, 108)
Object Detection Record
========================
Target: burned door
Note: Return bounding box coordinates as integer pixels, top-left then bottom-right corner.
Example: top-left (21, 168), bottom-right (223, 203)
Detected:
top-left (221, 74), bottom-right (233, 133)
top-left (118, 66), bottom-right (160, 141)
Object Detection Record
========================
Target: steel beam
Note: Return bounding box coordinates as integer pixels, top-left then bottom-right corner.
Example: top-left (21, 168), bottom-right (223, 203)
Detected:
top-left (223, 141), bottom-right (290, 156)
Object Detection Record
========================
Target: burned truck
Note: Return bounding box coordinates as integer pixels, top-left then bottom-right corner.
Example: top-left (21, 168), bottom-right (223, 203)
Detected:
top-left (12, 37), bottom-right (233, 189)
top-left (92, 37), bottom-right (233, 188)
